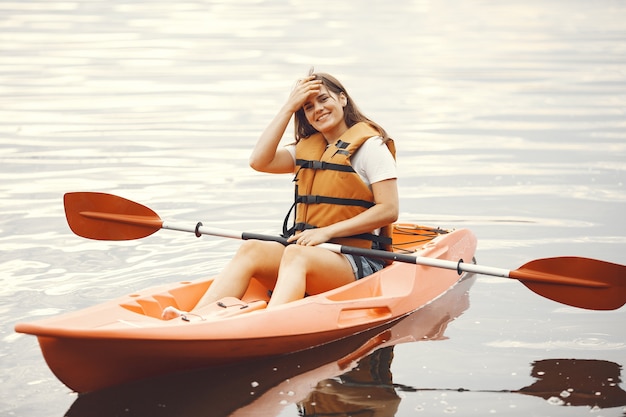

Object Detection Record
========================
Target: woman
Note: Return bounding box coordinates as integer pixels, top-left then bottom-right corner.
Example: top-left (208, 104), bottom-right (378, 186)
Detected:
top-left (165, 71), bottom-right (398, 318)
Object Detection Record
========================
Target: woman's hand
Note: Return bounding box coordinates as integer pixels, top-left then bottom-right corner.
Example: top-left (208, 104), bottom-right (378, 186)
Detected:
top-left (284, 76), bottom-right (322, 114)
top-left (287, 227), bottom-right (332, 246)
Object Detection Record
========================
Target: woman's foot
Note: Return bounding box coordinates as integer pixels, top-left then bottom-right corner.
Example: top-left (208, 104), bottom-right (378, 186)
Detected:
top-left (162, 306), bottom-right (185, 320)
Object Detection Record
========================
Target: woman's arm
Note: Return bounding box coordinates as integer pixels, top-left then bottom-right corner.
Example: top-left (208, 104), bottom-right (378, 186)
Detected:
top-left (248, 109), bottom-right (296, 174)
top-left (249, 76), bottom-right (322, 174)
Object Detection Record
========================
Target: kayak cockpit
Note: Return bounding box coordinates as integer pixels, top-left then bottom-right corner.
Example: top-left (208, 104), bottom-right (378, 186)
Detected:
top-left (116, 225), bottom-right (446, 320)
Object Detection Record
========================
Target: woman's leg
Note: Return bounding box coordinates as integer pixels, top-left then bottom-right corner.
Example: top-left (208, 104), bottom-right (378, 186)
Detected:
top-left (195, 240), bottom-right (285, 309)
top-left (267, 245), bottom-right (355, 308)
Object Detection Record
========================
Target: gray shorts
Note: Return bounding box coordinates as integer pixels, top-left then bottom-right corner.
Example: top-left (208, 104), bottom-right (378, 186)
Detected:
top-left (344, 254), bottom-right (386, 280)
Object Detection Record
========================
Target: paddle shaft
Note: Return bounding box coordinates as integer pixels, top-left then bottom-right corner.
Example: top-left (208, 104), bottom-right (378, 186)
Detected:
top-left (163, 221), bottom-right (602, 288)
top-left (166, 221), bottom-right (480, 271)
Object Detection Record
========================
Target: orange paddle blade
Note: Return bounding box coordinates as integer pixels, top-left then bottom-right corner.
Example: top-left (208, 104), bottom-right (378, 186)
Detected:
top-left (64, 192), bottom-right (163, 240)
top-left (511, 257), bottom-right (626, 310)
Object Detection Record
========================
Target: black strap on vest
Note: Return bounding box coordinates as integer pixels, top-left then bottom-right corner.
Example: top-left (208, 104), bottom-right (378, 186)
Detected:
top-left (295, 158), bottom-right (375, 209)
top-left (291, 222), bottom-right (392, 246)
top-left (295, 159), bottom-right (355, 173)
top-left (295, 194), bottom-right (375, 209)
top-left (281, 201), bottom-right (297, 238)
top-left (335, 140), bottom-right (349, 148)
top-left (281, 202), bottom-right (391, 247)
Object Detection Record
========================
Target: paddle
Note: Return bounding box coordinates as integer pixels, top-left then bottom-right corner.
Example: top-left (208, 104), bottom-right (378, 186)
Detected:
top-left (63, 192), bottom-right (626, 311)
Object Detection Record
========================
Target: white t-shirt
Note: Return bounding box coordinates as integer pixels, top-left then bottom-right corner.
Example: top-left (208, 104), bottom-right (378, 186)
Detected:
top-left (285, 136), bottom-right (397, 187)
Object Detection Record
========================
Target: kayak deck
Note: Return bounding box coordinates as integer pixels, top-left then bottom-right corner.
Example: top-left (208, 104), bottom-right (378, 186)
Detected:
top-left (15, 224), bottom-right (477, 393)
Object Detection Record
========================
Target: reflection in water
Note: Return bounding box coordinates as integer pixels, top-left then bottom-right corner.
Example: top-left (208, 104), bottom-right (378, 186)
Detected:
top-left (393, 358), bottom-right (626, 413)
top-left (518, 358), bottom-right (626, 409)
top-left (292, 274), bottom-right (474, 417)
top-left (66, 276), bottom-right (475, 417)
top-left (298, 348), bottom-right (400, 417)
top-left (297, 354), bottom-right (626, 416)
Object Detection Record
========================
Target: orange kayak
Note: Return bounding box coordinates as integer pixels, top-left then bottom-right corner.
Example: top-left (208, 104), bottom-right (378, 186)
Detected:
top-left (66, 275), bottom-right (476, 416)
top-left (15, 224), bottom-right (477, 393)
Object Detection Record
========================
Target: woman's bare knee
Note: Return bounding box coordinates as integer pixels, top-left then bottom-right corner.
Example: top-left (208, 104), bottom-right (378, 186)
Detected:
top-left (235, 240), bottom-right (267, 257)
top-left (280, 246), bottom-right (352, 289)
top-left (233, 240), bottom-right (285, 279)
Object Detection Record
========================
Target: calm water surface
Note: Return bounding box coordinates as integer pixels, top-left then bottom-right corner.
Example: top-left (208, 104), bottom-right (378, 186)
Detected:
top-left (1, 1), bottom-right (625, 416)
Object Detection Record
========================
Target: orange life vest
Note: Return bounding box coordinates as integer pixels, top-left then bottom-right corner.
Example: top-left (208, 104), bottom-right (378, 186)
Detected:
top-left (284, 122), bottom-right (396, 250)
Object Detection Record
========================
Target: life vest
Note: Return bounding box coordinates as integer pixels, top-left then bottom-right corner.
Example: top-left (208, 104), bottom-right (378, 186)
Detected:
top-left (283, 122), bottom-right (396, 250)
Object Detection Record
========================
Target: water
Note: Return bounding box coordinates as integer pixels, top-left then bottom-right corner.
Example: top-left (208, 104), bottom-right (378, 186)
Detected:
top-left (1, 0), bottom-right (625, 415)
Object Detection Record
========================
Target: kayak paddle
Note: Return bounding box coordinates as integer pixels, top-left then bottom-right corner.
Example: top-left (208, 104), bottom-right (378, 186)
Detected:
top-left (63, 192), bottom-right (626, 311)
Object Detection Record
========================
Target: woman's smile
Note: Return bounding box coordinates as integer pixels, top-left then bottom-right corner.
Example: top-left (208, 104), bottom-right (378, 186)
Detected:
top-left (316, 112), bottom-right (330, 122)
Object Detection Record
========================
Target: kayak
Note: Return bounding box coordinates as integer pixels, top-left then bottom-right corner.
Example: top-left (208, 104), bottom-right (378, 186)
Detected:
top-left (66, 275), bottom-right (476, 416)
top-left (15, 223), bottom-right (477, 393)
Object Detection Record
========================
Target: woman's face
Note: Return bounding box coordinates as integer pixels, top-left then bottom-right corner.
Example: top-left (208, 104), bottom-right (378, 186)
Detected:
top-left (302, 85), bottom-right (348, 138)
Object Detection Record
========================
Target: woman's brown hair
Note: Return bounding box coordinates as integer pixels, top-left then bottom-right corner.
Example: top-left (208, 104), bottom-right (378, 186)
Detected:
top-left (293, 72), bottom-right (391, 143)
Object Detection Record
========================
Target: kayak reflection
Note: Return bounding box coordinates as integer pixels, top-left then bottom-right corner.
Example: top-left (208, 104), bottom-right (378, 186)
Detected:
top-left (517, 358), bottom-right (626, 409)
top-left (392, 359), bottom-right (626, 412)
top-left (296, 347), bottom-right (400, 417)
top-left (66, 275), bottom-right (475, 417)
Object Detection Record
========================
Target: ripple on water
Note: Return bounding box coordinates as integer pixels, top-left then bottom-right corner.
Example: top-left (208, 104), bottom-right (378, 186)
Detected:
top-left (486, 336), bottom-right (625, 351)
